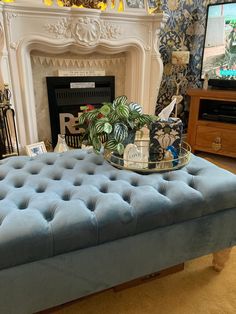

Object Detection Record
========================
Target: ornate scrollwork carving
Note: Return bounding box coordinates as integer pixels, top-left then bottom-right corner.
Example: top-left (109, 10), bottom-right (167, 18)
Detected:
top-left (5, 12), bottom-right (18, 27)
top-left (45, 18), bottom-right (71, 39)
top-left (72, 17), bottom-right (101, 45)
top-left (100, 21), bottom-right (122, 40)
top-left (45, 18), bottom-right (122, 45)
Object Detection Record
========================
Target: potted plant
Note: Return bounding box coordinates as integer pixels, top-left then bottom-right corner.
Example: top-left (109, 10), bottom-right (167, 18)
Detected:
top-left (76, 95), bottom-right (158, 155)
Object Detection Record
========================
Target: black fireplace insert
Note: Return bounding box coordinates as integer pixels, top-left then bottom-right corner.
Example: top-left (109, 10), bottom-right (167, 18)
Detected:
top-left (46, 76), bottom-right (115, 147)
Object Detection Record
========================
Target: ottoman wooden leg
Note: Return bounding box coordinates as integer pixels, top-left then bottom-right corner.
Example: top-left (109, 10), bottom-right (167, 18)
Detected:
top-left (212, 247), bottom-right (232, 271)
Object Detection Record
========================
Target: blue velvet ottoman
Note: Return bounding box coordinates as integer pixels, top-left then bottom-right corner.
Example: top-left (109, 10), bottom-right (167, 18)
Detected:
top-left (0, 149), bottom-right (236, 313)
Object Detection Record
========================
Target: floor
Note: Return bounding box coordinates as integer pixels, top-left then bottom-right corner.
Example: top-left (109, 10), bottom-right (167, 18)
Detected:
top-left (196, 151), bottom-right (236, 174)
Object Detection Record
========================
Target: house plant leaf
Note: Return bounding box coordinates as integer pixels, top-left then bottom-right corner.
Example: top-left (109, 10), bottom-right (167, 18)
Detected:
top-left (112, 95), bottom-right (127, 108)
top-left (99, 104), bottom-right (111, 116)
top-left (103, 122), bottom-right (113, 134)
top-left (129, 102), bottom-right (142, 113)
top-left (105, 139), bottom-right (119, 150)
top-left (116, 104), bottom-right (130, 119)
top-left (75, 95), bottom-right (158, 155)
top-left (113, 123), bottom-right (128, 142)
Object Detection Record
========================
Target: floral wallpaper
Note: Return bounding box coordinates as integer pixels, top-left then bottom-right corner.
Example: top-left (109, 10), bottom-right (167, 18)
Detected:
top-left (157, 0), bottom-right (233, 131)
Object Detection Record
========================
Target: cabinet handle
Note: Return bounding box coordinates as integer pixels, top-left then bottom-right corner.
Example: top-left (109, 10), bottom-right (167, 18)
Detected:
top-left (212, 137), bottom-right (221, 151)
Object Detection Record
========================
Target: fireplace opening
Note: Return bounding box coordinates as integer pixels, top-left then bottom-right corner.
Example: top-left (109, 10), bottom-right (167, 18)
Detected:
top-left (46, 76), bottom-right (115, 147)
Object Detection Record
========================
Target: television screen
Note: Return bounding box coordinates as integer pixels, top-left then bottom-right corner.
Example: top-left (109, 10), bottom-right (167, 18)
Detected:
top-left (201, 2), bottom-right (236, 85)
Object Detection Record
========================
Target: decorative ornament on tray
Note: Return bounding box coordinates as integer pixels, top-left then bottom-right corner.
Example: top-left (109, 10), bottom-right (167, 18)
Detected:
top-left (123, 143), bottom-right (148, 169)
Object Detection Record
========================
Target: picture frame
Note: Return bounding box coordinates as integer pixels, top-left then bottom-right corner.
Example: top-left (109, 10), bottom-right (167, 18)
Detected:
top-left (26, 141), bottom-right (47, 157)
top-left (122, 0), bottom-right (147, 12)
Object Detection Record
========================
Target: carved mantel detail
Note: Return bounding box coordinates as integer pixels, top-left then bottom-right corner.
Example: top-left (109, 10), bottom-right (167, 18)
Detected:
top-left (31, 55), bottom-right (126, 67)
top-left (0, 1), bottom-right (166, 148)
top-left (45, 17), bottom-right (122, 45)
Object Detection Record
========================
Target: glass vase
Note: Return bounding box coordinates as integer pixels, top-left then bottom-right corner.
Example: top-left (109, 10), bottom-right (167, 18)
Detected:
top-left (54, 134), bottom-right (69, 153)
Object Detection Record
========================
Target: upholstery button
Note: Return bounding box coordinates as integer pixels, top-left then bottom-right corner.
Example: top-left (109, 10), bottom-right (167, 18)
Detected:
top-left (158, 185), bottom-right (166, 195)
top-left (189, 181), bottom-right (196, 189)
top-left (131, 180), bottom-right (138, 186)
top-left (110, 175), bottom-right (117, 181)
top-left (87, 170), bottom-right (95, 175)
top-left (62, 193), bottom-right (71, 201)
top-left (75, 156), bottom-right (84, 160)
top-left (100, 185), bottom-right (108, 193)
top-left (44, 211), bottom-right (54, 222)
top-left (45, 161), bottom-right (54, 165)
top-left (18, 201), bottom-right (29, 210)
top-left (63, 162), bottom-right (75, 169)
top-left (52, 175), bottom-right (62, 180)
top-left (14, 182), bottom-right (24, 188)
top-left (36, 186), bottom-right (46, 193)
top-left (163, 175), bottom-right (170, 181)
top-left (186, 168), bottom-right (199, 176)
top-left (95, 161), bottom-right (103, 165)
top-left (74, 179), bottom-right (82, 186)
top-left (13, 164), bottom-right (23, 169)
top-left (29, 170), bottom-right (39, 175)
top-left (87, 200), bottom-right (96, 211)
top-left (0, 193), bottom-right (6, 200)
top-left (122, 193), bottom-right (131, 203)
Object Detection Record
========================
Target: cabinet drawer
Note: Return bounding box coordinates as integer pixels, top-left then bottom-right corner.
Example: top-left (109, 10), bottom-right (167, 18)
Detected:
top-left (196, 125), bottom-right (236, 155)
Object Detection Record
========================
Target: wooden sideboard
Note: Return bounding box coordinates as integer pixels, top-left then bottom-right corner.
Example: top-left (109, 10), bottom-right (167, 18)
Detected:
top-left (187, 88), bottom-right (236, 158)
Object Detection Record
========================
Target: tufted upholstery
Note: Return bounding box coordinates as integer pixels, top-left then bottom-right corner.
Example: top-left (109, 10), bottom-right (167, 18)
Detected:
top-left (0, 149), bottom-right (236, 271)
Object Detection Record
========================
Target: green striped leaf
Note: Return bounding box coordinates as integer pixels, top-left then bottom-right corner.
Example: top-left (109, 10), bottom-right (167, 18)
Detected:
top-left (105, 139), bottom-right (118, 150)
top-left (95, 119), bottom-right (112, 134)
top-left (129, 102), bottom-right (142, 113)
top-left (84, 110), bottom-right (100, 120)
top-left (113, 123), bottom-right (128, 142)
top-left (109, 111), bottom-right (120, 123)
top-left (112, 95), bottom-right (128, 108)
top-left (116, 143), bottom-right (124, 155)
top-left (89, 124), bottom-right (97, 139)
top-left (91, 137), bottom-right (101, 154)
top-left (103, 122), bottom-right (112, 134)
top-left (94, 121), bottom-right (105, 133)
top-left (99, 133), bottom-right (108, 143)
top-left (139, 114), bottom-right (155, 125)
top-left (80, 105), bottom-right (89, 111)
top-left (99, 104), bottom-right (111, 116)
top-left (78, 113), bottom-right (87, 125)
top-left (116, 104), bottom-right (130, 119)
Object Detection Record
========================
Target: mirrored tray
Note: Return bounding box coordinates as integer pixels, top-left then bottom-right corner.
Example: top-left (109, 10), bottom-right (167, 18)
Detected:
top-left (104, 141), bottom-right (191, 173)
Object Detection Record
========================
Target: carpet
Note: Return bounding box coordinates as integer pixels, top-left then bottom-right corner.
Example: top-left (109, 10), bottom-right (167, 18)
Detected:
top-left (44, 248), bottom-right (236, 314)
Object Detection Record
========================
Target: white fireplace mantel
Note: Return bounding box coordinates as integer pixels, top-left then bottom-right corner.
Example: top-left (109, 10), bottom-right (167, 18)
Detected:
top-left (0, 1), bottom-right (167, 148)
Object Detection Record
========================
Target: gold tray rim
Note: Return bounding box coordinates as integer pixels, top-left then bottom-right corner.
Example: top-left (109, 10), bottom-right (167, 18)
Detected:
top-left (104, 141), bottom-right (191, 173)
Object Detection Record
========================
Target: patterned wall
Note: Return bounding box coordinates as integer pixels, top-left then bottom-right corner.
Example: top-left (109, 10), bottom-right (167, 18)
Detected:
top-left (157, 0), bottom-right (233, 130)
